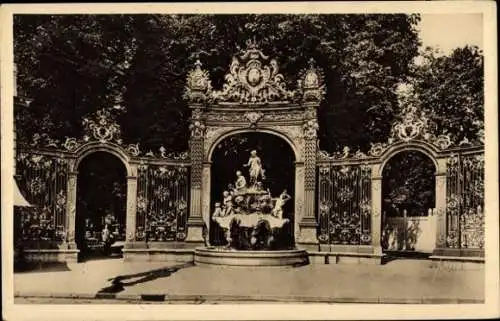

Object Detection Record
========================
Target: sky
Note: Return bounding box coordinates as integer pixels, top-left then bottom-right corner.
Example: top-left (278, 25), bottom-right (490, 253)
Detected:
top-left (418, 13), bottom-right (483, 55)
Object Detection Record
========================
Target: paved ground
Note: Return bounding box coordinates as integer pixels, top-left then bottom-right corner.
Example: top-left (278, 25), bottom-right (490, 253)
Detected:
top-left (13, 258), bottom-right (484, 304)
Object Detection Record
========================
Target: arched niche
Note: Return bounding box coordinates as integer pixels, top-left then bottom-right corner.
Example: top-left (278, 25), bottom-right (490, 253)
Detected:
top-left (208, 131), bottom-right (298, 247)
top-left (65, 142), bottom-right (138, 251)
top-left (74, 151), bottom-right (128, 261)
top-left (206, 128), bottom-right (302, 163)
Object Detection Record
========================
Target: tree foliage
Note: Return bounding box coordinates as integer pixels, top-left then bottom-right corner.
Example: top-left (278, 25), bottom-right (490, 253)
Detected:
top-left (412, 45), bottom-right (484, 143)
top-left (382, 151), bottom-right (436, 216)
top-left (14, 14), bottom-right (422, 152)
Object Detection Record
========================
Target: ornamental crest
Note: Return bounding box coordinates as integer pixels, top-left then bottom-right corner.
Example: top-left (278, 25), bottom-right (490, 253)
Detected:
top-left (211, 39), bottom-right (296, 104)
top-left (82, 109), bottom-right (122, 144)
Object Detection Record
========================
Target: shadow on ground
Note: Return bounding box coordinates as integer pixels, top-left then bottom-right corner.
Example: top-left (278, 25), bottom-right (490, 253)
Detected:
top-left (382, 251), bottom-right (431, 265)
top-left (97, 262), bottom-right (194, 294)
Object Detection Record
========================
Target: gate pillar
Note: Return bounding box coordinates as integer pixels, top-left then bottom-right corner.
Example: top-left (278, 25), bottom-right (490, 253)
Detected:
top-left (65, 169), bottom-right (78, 250)
top-left (186, 114), bottom-right (206, 246)
top-left (124, 164), bottom-right (139, 248)
top-left (296, 127), bottom-right (319, 251)
top-left (432, 157), bottom-right (448, 255)
top-left (370, 165), bottom-right (383, 255)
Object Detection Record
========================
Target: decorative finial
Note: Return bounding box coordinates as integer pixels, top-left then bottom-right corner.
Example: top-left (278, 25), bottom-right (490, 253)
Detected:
top-left (246, 37), bottom-right (258, 50)
top-left (308, 58), bottom-right (316, 68)
top-left (194, 59), bottom-right (202, 69)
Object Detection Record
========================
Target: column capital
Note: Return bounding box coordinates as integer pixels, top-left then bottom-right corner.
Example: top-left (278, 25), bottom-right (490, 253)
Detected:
top-left (126, 175), bottom-right (138, 180)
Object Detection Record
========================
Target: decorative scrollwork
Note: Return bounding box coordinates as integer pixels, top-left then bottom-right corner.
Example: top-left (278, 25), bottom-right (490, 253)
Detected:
top-left (368, 142), bottom-right (387, 157)
top-left (63, 137), bottom-right (80, 151)
top-left (392, 105), bottom-right (427, 142)
top-left (82, 109), bottom-right (121, 144)
top-left (244, 111), bottom-right (264, 128)
top-left (210, 39), bottom-right (296, 104)
top-left (126, 144), bottom-right (140, 157)
top-left (433, 134), bottom-right (452, 150)
top-left (30, 133), bottom-right (60, 149)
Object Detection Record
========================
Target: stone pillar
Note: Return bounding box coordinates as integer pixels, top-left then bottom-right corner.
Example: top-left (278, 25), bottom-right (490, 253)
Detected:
top-left (370, 164), bottom-right (383, 255)
top-left (124, 164), bottom-right (139, 249)
top-left (293, 162), bottom-right (305, 243)
top-left (433, 157), bottom-right (448, 255)
top-left (297, 136), bottom-right (319, 251)
top-left (201, 162), bottom-right (211, 236)
top-left (64, 169), bottom-right (78, 250)
top-left (186, 137), bottom-right (205, 245)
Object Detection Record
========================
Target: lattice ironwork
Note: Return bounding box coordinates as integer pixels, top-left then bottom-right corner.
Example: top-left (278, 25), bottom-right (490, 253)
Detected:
top-left (317, 165), bottom-right (372, 245)
top-left (446, 153), bottom-right (484, 249)
top-left (136, 164), bottom-right (190, 242)
top-left (15, 152), bottom-right (69, 241)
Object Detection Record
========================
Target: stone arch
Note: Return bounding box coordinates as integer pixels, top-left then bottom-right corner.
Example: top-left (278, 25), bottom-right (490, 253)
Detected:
top-left (378, 142), bottom-right (439, 254)
top-left (73, 142), bottom-right (133, 176)
top-left (65, 142), bottom-right (138, 255)
top-left (206, 128), bottom-right (302, 163)
top-left (378, 141), bottom-right (439, 177)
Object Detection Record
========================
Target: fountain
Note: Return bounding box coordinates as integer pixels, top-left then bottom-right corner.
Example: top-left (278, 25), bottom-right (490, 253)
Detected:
top-left (194, 150), bottom-right (308, 266)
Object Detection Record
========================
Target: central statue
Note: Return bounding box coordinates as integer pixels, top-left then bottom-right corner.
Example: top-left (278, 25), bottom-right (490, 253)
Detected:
top-left (211, 150), bottom-right (291, 250)
top-left (243, 150), bottom-right (266, 186)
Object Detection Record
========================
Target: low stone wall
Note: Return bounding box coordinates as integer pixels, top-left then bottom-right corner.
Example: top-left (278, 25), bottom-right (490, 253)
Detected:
top-left (21, 249), bottom-right (79, 263)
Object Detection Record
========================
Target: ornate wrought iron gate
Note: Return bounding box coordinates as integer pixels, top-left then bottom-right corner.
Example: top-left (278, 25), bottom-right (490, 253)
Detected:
top-left (135, 164), bottom-right (190, 242)
top-left (15, 152), bottom-right (69, 242)
top-left (317, 165), bottom-right (372, 246)
top-left (445, 152), bottom-right (484, 250)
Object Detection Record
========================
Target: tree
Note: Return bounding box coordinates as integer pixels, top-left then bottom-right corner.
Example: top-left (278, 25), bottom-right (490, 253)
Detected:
top-left (14, 14), bottom-right (422, 153)
top-left (412, 45), bottom-right (484, 143)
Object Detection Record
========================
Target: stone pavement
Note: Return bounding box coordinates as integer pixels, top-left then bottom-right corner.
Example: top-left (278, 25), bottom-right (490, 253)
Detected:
top-left (13, 258), bottom-right (484, 304)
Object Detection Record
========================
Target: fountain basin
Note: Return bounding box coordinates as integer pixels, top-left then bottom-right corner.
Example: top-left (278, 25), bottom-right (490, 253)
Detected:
top-left (194, 247), bottom-right (308, 267)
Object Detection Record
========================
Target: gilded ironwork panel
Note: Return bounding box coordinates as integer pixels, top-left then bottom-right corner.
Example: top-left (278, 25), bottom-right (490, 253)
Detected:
top-left (446, 153), bottom-right (484, 249)
top-left (317, 165), bottom-right (372, 245)
top-left (135, 164), bottom-right (190, 242)
top-left (15, 152), bottom-right (69, 241)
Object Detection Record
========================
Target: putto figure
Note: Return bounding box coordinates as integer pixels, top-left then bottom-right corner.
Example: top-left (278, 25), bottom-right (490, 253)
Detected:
top-left (235, 170), bottom-right (247, 191)
top-left (272, 189), bottom-right (292, 219)
top-left (244, 150), bottom-right (266, 186)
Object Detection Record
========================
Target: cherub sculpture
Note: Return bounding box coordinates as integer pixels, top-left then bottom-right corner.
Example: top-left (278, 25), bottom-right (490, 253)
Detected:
top-left (272, 189), bottom-right (292, 219)
top-left (235, 170), bottom-right (247, 191)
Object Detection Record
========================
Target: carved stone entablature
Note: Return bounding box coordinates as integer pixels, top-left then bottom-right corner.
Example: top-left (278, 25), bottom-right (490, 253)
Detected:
top-left (204, 108), bottom-right (306, 124)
